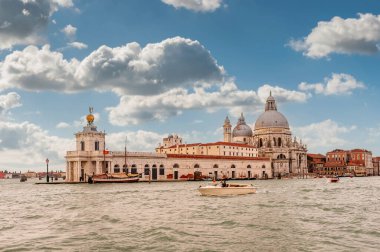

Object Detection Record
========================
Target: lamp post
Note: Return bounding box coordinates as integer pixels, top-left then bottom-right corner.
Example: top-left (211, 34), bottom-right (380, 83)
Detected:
top-left (46, 158), bottom-right (49, 183)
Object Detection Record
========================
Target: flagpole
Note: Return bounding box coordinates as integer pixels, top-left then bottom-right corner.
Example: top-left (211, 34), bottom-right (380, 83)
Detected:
top-left (124, 136), bottom-right (127, 174)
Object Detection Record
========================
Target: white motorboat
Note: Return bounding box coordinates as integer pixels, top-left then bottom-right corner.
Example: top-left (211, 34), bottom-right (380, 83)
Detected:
top-left (198, 182), bottom-right (257, 196)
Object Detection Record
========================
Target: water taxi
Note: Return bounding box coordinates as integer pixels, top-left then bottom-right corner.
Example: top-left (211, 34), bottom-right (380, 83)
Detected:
top-left (329, 177), bottom-right (339, 183)
top-left (198, 181), bottom-right (256, 196)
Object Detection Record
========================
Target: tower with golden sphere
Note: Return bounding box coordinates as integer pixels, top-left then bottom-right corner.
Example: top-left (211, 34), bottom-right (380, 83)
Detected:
top-left (75, 107), bottom-right (106, 153)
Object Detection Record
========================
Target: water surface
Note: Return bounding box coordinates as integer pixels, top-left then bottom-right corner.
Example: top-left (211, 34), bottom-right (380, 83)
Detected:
top-left (1, 177), bottom-right (379, 251)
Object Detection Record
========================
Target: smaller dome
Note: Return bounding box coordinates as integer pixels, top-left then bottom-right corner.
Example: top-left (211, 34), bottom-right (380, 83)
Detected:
top-left (232, 113), bottom-right (253, 137)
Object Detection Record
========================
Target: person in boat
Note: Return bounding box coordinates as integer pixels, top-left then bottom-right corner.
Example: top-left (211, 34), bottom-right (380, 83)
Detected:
top-left (221, 179), bottom-right (227, 187)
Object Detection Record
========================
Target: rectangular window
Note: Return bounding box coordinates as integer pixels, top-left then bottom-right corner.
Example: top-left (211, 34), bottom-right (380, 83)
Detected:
top-left (159, 168), bottom-right (165, 175)
top-left (81, 141), bottom-right (85, 151)
top-left (95, 141), bottom-right (99, 151)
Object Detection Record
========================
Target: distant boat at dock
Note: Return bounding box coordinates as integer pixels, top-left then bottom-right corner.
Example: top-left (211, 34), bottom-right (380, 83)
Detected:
top-left (89, 173), bottom-right (139, 184)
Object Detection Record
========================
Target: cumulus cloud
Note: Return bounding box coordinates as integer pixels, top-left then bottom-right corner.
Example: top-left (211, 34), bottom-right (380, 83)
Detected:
top-left (298, 73), bottom-right (365, 95)
top-left (0, 37), bottom-right (224, 95)
top-left (61, 24), bottom-right (77, 39)
top-left (56, 122), bottom-right (70, 129)
top-left (257, 84), bottom-right (309, 103)
top-left (162, 0), bottom-right (224, 12)
top-left (0, 92), bottom-right (22, 114)
top-left (107, 130), bottom-right (166, 152)
top-left (294, 119), bottom-right (356, 152)
top-left (67, 41), bottom-right (88, 49)
top-left (0, 121), bottom-right (74, 170)
top-left (288, 13), bottom-right (380, 58)
top-left (106, 81), bottom-right (308, 126)
top-left (0, 0), bottom-right (73, 50)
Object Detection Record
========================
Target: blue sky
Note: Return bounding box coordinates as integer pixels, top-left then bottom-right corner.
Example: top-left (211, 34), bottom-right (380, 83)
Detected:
top-left (0, 0), bottom-right (380, 171)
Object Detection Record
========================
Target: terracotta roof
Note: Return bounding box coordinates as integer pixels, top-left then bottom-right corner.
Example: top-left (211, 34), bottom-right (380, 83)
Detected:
top-left (164, 141), bottom-right (255, 149)
top-left (307, 153), bottom-right (326, 159)
top-left (350, 149), bottom-right (371, 153)
top-left (166, 154), bottom-right (269, 161)
top-left (327, 149), bottom-right (347, 154)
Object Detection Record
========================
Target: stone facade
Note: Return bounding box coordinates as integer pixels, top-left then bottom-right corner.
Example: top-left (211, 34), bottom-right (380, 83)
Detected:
top-left (65, 94), bottom-right (308, 182)
top-left (223, 93), bottom-right (308, 177)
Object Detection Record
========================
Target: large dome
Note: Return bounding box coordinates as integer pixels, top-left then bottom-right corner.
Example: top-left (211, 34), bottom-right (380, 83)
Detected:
top-left (232, 113), bottom-right (253, 137)
top-left (254, 93), bottom-right (289, 130)
top-left (255, 110), bottom-right (289, 129)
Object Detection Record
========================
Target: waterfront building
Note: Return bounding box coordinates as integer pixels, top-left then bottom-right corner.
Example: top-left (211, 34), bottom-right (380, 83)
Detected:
top-left (307, 154), bottom-right (326, 174)
top-left (65, 110), bottom-right (272, 182)
top-left (65, 94), bottom-right (307, 182)
top-left (322, 149), bottom-right (373, 176)
top-left (221, 93), bottom-right (308, 177)
top-left (372, 157), bottom-right (380, 176)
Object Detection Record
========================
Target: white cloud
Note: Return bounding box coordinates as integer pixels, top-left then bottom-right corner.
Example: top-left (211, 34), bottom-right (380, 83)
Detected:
top-left (56, 122), bottom-right (70, 129)
top-left (0, 0), bottom-right (74, 50)
top-left (106, 82), bottom-right (308, 126)
top-left (107, 130), bottom-right (166, 152)
top-left (257, 84), bottom-right (309, 103)
top-left (0, 92), bottom-right (22, 114)
top-left (61, 24), bottom-right (77, 39)
top-left (294, 119), bottom-right (356, 152)
top-left (67, 41), bottom-right (88, 49)
top-left (289, 13), bottom-right (380, 58)
top-left (298, 73), bottom-right (365, 95)
top-left (0, 37), bottom-right (224, 95)
top-left (0, 121), bottom-right (74, 170)
top-left (162, 0), bottom-right (224, 12)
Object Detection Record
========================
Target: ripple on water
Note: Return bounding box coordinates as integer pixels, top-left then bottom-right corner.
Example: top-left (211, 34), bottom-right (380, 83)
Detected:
top-left (1, 177), bottom-right (380, 251)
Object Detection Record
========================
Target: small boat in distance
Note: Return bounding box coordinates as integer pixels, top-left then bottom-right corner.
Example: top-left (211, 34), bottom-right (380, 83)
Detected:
top-left (329, 176), bottom-right (339, 183)
top-left (198, 180), bottom-right (257, 196)
top-left (89, 173), bottom-right (139, 184)
top-left (20, 175), bottom-right (27, 182)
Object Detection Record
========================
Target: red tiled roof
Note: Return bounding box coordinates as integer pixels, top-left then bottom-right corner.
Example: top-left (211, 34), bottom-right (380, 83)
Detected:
top-left (350, 149), bottom-right (371, 153)
top-left (166, 154), bottom-right (269, 161)
top-left (164, 141), bottom-right (255, 149)
top-left (326, 149), bottom-right (347, 154)
top-left (307, 153), bottom-right (326, 159)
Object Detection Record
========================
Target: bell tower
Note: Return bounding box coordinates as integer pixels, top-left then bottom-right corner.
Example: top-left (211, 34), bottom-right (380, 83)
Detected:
top-left (223, 116), bottom-right (232, 142)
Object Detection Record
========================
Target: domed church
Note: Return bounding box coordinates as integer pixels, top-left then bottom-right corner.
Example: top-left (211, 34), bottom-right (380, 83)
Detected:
top-left (223, 92), bottom-right (307, 177)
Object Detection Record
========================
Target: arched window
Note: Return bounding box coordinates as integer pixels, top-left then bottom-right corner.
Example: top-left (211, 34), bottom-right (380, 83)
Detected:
top-left (278, 138), bottom-right (282, 147)
top-left (259, 138), bottom-right (263, 147)
top-left (273, 137), bottom-right (277, 147)
top-left (173, 163), bottom-right (179, 168)
top-left (194, 164), bottom-right (200, 169)
top-left (80, 141), bottom-right (85, 151)
top-left (262, 165), bottom-right (266, 169)
top-left (159, 164), bottom-right (165, 175)
top-left (131, 164), bottom-right (137, 174)
top-left (152, 164), bottom-right (157, 168)
top-left (213, 164), bottom-right (218, 169)
top-left (144, 164), bottom-right (150, 175)
top-left (247, 165), bottom-right (251, 169)
top-left (114, 164), bottom-right (120, 173)
top-left (231, 164), bottom-right (236, 169)
top-left (277, 154), bottom-right (286, 159)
